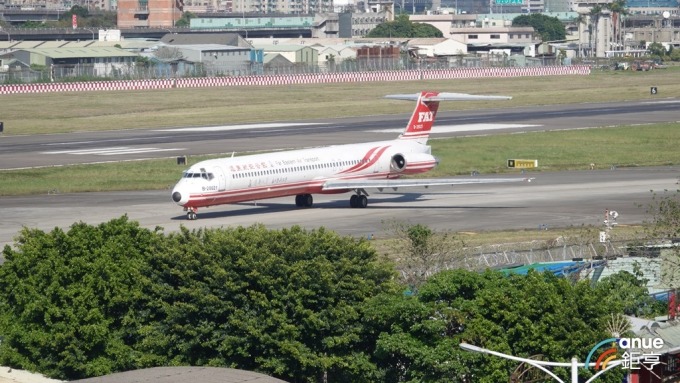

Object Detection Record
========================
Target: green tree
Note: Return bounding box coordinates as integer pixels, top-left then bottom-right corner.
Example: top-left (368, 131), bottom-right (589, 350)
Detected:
top-left (607, 0), bottom-right (628, 52)
top-left (512, 13), bottom-right (566, 42)
top-left (174, 11), bottom-right (196, 27)
top-left (643, 189), bottom-right (680, 289)
top-left (595, 270), bottom-right (666, 317)
top-left (588, 5), bottom-right (605, 57)
top-left (367, 14), bottom-right (443, 38)
top-left (363, 269), bottom-right (627, 383)
top-left (383, 220), bottom-right (466, 289)
top-left (0, 219), bottom-right (397, 382)
top-left (56, 6), bottom-right (117, 28)
top-left (136, 224), bottom-right (396, 382)
top-left (0, 216), bottom-right (158, 380)
top-left (647, 42), bottom-right (667, 58)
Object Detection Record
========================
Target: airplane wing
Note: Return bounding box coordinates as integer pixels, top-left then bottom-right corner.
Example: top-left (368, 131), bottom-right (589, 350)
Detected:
top-left (322, 177), bottom-right (533, 192)
top-left (384, 92), bottom-right (512, 102)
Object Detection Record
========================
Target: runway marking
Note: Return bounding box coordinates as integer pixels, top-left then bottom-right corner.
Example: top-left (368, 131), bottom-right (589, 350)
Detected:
top-left (370, 123), bottom-right (541, 134)
top-left (155, 122), bottom-right (325, 132)
top-left (43, 147), bottom-right (184, 156)
top-left (641, 100), bottom-right (680, 104)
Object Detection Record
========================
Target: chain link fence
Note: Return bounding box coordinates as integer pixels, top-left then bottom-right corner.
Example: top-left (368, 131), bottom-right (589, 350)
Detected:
top-left (1, 54), bottom-right (568, 84)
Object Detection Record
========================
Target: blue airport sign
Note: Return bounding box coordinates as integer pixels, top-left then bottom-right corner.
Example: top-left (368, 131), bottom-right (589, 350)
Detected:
top-left (495, 0), bottom-right (523, 4)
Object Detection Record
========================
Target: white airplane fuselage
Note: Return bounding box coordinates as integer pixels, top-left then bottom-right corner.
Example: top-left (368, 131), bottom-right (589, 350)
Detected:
top-left (171, 139), bottom-right (435, 210)
top-left (171, 91), bottom-right (523, 220)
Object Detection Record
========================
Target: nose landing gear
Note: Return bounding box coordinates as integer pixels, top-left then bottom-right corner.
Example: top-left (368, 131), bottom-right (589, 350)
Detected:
top-left (185, 207), bottom-right (198, 220)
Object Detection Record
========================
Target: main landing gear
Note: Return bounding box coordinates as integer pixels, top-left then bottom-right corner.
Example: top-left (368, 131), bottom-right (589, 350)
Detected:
top-left (349, 194), bottom-right (368, 208)
top-left (186, 207), bottom-right (198, 220)
top-left (349, 189), bottom-right (369, 208)
top-left (295, 194), bottom-right (314, 208)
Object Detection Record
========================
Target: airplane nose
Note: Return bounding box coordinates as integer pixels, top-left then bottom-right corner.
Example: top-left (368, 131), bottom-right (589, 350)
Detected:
top-left (172, 191), bottom-right (182, 203)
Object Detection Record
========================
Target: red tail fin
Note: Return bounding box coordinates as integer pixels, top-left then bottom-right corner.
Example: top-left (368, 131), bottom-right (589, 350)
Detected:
top-left (399, 91), bottom-right (440, 142)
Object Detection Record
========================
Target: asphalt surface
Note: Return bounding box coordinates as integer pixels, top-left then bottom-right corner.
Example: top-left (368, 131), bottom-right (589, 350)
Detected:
top-left (1, 166), bottom-right (678, 252)
top-left (1, 98), bottom-right (679, 170)
top-left (1, 99), bottom-right (679, 383)
top-left (1, 99), bottom-right (680, 254)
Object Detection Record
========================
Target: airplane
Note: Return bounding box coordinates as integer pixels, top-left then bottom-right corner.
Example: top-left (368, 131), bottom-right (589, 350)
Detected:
top-left (171, 91), bottom-right (532, 220)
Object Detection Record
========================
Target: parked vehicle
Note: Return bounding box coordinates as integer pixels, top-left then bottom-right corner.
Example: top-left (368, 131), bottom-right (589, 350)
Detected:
top-left (631, 60), bottom-right (653, 71)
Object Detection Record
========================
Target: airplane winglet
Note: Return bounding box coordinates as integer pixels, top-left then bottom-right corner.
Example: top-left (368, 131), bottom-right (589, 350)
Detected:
top-left (385, 92), bottom-right (512, 102)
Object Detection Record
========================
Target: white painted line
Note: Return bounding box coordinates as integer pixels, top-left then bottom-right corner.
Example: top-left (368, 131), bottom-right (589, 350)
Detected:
top-left (96, 148), bottom-right (184, 156)
top-left (43, 147), bottom-right (184, 156)
top-left (641, 100), bottom-right (680, 104)
top-left (43, 146), bottom-right (131, 154)
top-left (370, 123), bottom-right (541, 134)
top-left (155, 122), bottom-right (325, 132)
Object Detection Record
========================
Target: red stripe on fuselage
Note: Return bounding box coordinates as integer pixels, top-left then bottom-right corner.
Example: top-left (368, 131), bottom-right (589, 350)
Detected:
top-left (184, 172), bottom-right (393, 208)
top-left (339, 146), bottom-right (381, 174)
top-left (339, 146), bottom-right (391, 174)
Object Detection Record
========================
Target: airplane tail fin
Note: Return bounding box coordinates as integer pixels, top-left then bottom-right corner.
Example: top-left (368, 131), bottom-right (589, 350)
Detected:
top-left (385, 91), bottom-right (512, 144)
top-left (397, 91), bottom-right (441, 142)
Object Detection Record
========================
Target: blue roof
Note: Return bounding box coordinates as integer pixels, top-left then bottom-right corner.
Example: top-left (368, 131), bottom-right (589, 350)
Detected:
top-left (500, 261), bottom-right (605, 276)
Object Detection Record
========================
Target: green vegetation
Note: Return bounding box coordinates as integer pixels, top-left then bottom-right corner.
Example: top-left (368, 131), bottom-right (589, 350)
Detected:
top-left (512, 13), bottom-right (567, 42)
top-left (174, 11), bottom-right (196, 27)
top-left (14, 6), bottom-right (117, 29)
top-left (1, 70), bottom-right (678, 135)
top-left (367, 14), bottom-right (443, 38)
top-left (0, 216), bottom-right (664, 382)
top-left (1, 123), bottom-right (678, 196)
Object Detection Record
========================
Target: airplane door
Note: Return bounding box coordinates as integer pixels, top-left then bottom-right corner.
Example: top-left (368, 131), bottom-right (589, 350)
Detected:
top-left (213, 167), bottom-right (227, 191)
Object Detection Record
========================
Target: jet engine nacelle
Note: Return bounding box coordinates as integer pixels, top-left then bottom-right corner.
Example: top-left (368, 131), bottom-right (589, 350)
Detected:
top-left (390, 153), bottom-right (438, 175)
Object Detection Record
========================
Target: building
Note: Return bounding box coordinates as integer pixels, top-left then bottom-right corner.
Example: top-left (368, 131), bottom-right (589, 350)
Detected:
top-left (117, 0), bottom-right (181, 28)
top-left (0, 46), bottom-right (138, 77)
top-left (249, 42), bottom-right (318, 65)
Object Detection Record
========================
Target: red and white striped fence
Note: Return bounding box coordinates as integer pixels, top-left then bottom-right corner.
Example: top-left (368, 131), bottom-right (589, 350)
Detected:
top-left (0, 65), bottom-right (591, 95)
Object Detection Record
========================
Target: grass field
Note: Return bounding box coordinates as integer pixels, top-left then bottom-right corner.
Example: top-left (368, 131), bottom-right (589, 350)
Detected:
top-left (1, 69), bottom-right (678, 244)
top-left (1, 68), bottom-right (679, 135)
top-left (1, 69), bottom-right (679, 195)
top-left (1, 123), bottom-right (678, 196)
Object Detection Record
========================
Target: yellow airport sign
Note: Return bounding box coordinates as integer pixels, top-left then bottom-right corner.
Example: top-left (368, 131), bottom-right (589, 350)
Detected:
top-left (507, 159), bottom-right (538, 168)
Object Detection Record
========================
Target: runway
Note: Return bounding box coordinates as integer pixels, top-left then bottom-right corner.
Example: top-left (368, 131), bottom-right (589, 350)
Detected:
top-left (1, 99), bottom-right (679, 257)
top-left (1, 98), bottom-right (679, 170)
top-left (1, 166), bottom-right (678, 253)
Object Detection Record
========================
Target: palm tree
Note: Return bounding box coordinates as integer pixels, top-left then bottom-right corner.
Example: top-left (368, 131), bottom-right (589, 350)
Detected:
top-left (573, 13), bottom-right (588, 57)
top-left (607, 0), bottom-right (628, 52)
top-left (589, 5), bottom-right (604, 57)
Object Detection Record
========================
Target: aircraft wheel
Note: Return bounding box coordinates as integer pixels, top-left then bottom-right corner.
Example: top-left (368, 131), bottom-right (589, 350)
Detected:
top-left (302, 194), bottom-right (313, 207)
top-left (295, 195), bottom-right (303, 207)
top-left (350, 195), bottom-right (358, 208)
top-left (187, 212), bottom-right (197, 220)
top-left (357, 195), bottom-right (368, 208)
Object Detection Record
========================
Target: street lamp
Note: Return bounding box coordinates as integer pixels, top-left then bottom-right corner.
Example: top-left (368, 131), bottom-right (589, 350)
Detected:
top-left (83, 27), bottom-right (95, 40)
top-left (459, 343), bottom-right (624, 383)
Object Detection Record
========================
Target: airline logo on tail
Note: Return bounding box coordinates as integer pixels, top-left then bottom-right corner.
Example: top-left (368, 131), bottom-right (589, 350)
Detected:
top-left (385, 91), bottom-right (512, 143)
top-left (401, 91), bottom-right (440, 140)
top-left (418, 111), bottom-right (434, 123)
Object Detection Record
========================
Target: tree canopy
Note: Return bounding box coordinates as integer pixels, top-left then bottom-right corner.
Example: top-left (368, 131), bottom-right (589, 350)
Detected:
top-left (367, 14), bottom-right (443, 38)
top-left (512, 13), bottom-right (566, 42)
top-left (0, 217), bottom-right (396, 381)
top-left (0, 216), bottom-right (660, 382)
top-left (363, 269), bottom-right (626, 383)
